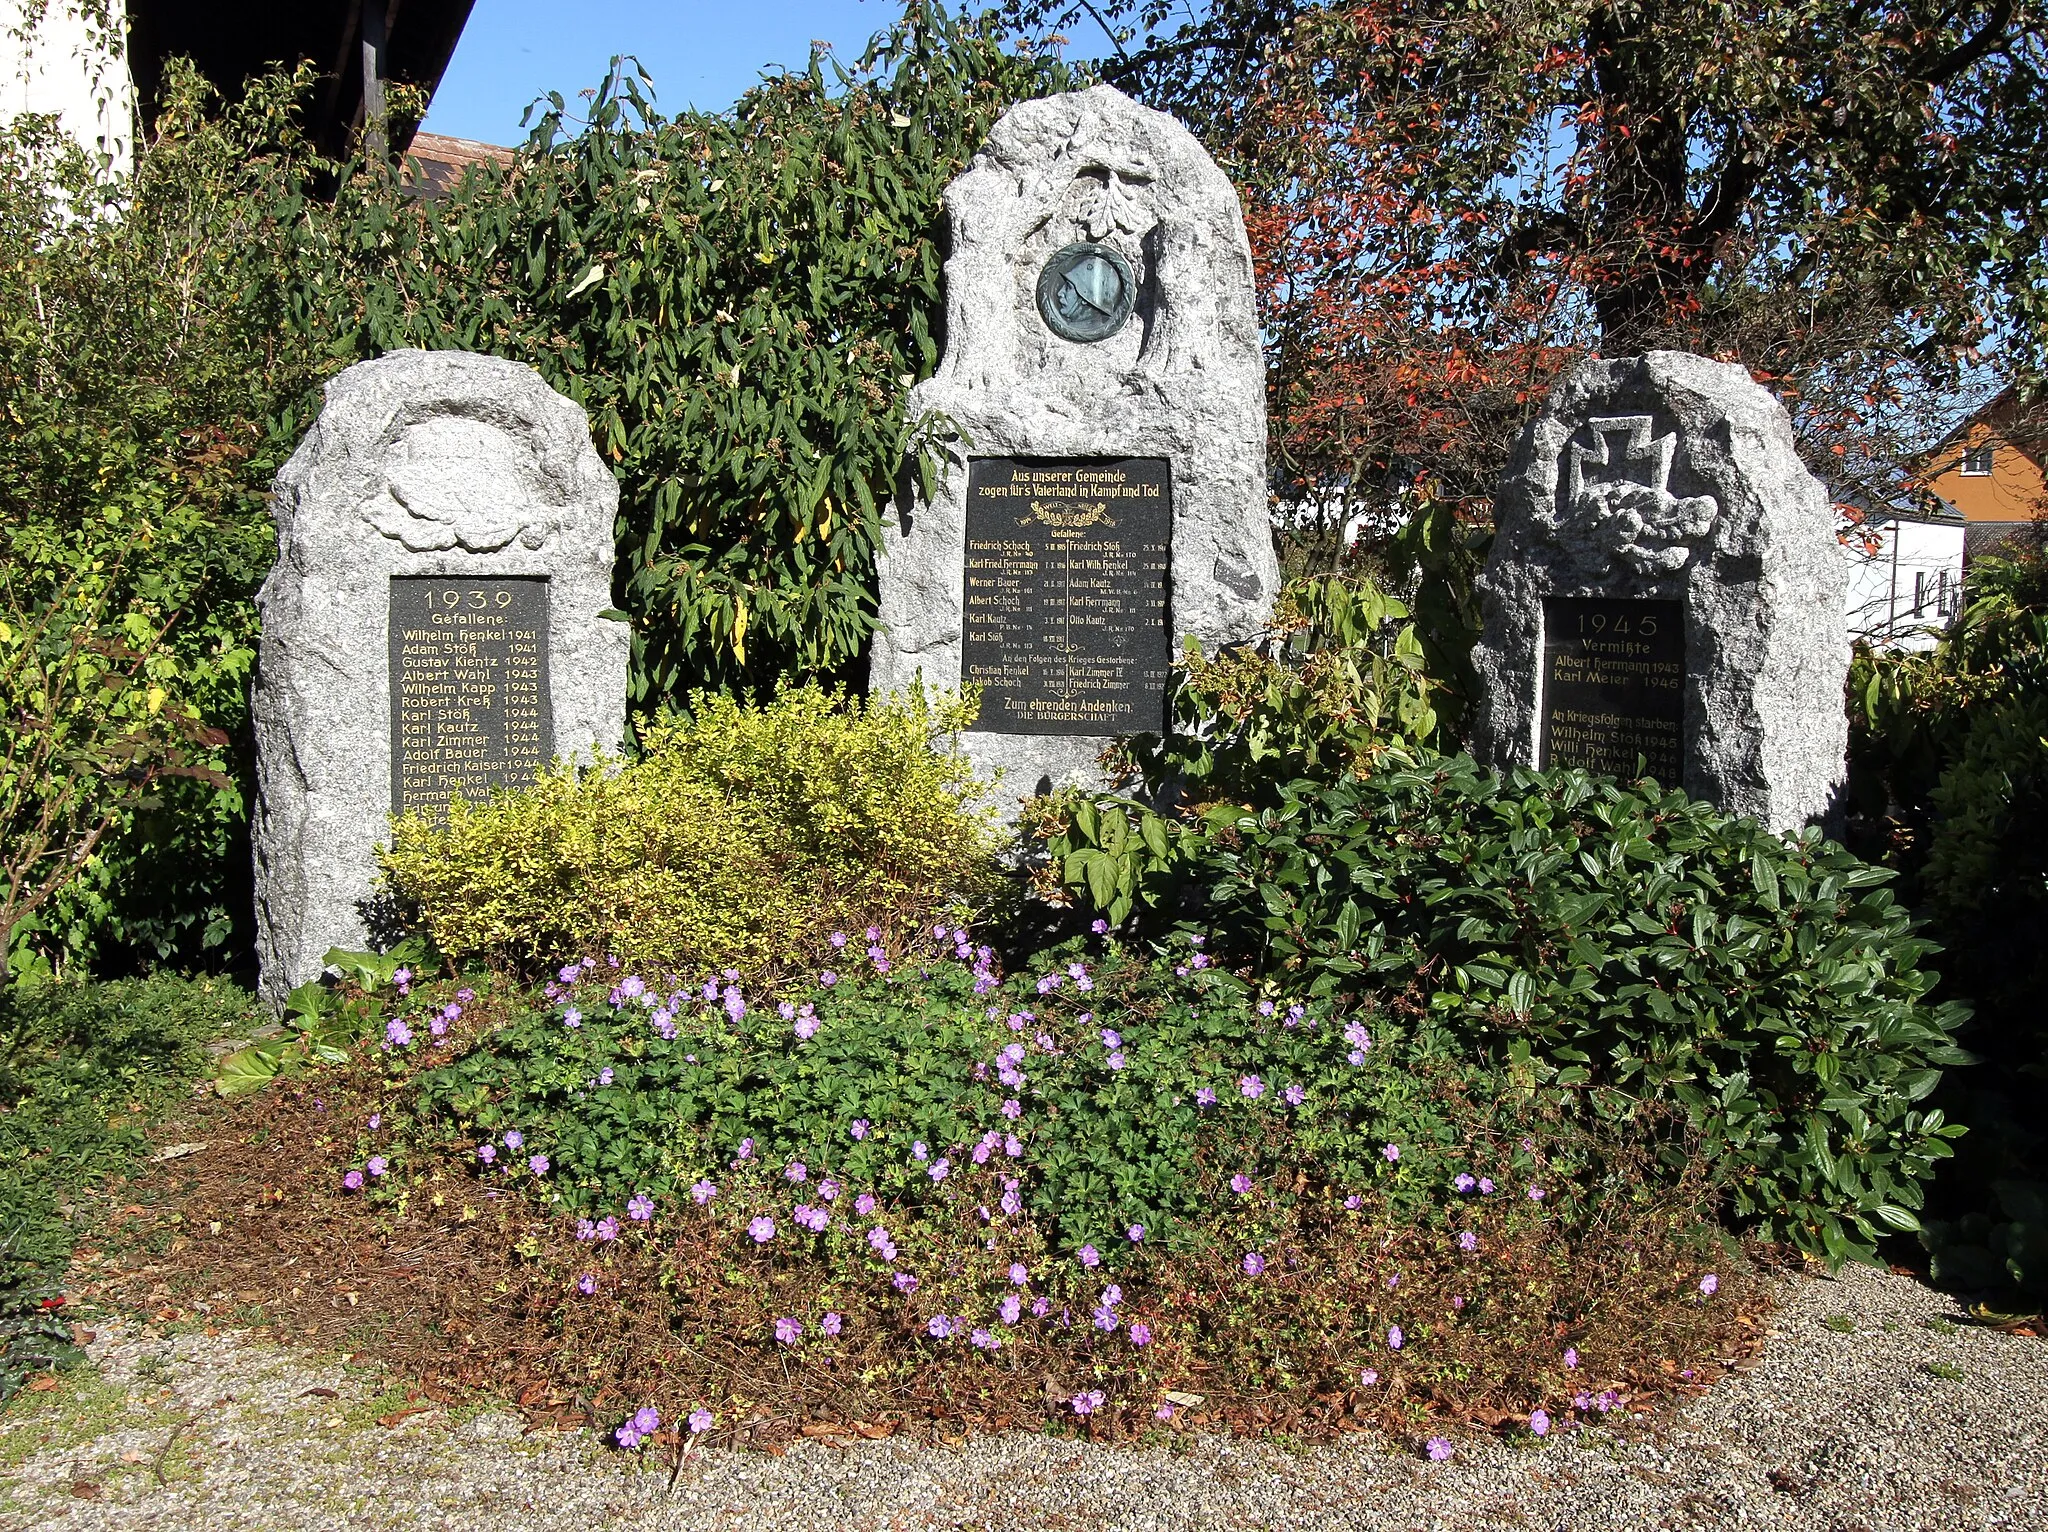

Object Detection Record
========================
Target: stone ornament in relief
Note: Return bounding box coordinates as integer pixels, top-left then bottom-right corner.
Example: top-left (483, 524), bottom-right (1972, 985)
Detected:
top-left (1561, 415), bottom-right (1720, 573)
top-left (360, 417), bottom-right (558, 553)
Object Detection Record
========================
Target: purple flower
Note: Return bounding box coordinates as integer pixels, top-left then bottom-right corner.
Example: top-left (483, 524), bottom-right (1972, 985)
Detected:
top-left (1426, 1437), bottom-right (1453, 1461)
top-left (1360, 1368), bottom-right (1379, 1386)
top-left (749, 1216), bottom-right (777, 1243)
top-left (786, 1161), bottom-right (808, 1183)
top-left (429, 1016), bottom-right (448, 1039)
top-left (928, 1157), bottom-right (951, 1182)
top-left (385, 1019), bottom-right (412, 1047)
top-left (970, 1328), bottom-right (997, 1350)
top-left (504, 1130), bottom-right (525, 1151)
top-left (342, 1169), bottom-right (364, 1191)
top-left (1699, 1273), bottom-right (1719, 1296)
top-left (1284, 1084), bottom-right (1306, 1106)
top-left (1454, 1173), bottom-right (1476, 1193)
top-left (795, 1205), bottom-right (829, 1232)
top-left (476, 1143), bottom-right (496, 1164)
top-left (1231, 1173), bottom-right (1253, 1195)
top-left (1079, 1244), bottom-right (1100, 1268)
top-left (926, 1314), bottom-right (955, 1339)
top-left (367, 1113), bottom-right (381, 1129)
top-left (627, 1193), bottom-right (654, 1221)
top-left (814, 1311), bottom-right (842, 1338)
top-left (615, 1404), bottom-right (660, 1449)
top-left (1383, 1143), bottom-right (1401, 1163)
top-left (830, 931), bottom-right (847, 949)
top-left (1129, 1321), bottom-right (1153, 1347)
top-left (1388, 1325), bottom-right (1404, 1350)
top-left (1000, 1294), bottom-right (1022, 1324)
top-left (1564, 1347), bottom-right (1580, 1369)
top-left (528, 1154), bottom-right (549, 1176)
top-left (597, 1216), bottom-right (620, 1242)
top-left (366, 1156), bottom-right (389, 1178)
top-left (893, 1272), bottom-right (919, 1293)
top-left (774, 1316), bottom-right (802, 1345)
top-left (1106, 1051), bottom-right (1127, 1070)
top-left (1031, 1296), bottom-right (1051, 1317)
top-left (691, 1180), bottom-right (717, 1205)
top-left (619, 976), bottom-right (646, 1000)
top-left (736, 1138), bottom-right (754, 1161)
top-left (1528, 1186), bottom-right (1546, 1201)
top-left (818, 1178), bottom-right (840, 1201)
top-left (1478, 1177), bottom-right (1495, 1195)
top-left (1243, 1252), bottom-right (1265, 1276)
top-left (557, 964), bottom-right (580, 983)
top-left (911, 1141), bottom-right (929, 1161)
top-left (1071, 1390), bottom-right (1105, 1416)
top-left (793, 1014), bottom-right (819, 1040)
top-left (819, 971), bottom-right (839, 988)
top-left (688, 1407), bottom-right (714, 1434)
top-left (1092, 1304), bottom-right (1119, 1332)
top-left (562, 1007), bottom-right (582, 1029)
top-left (850, 1119), bottom-right (869, 1140)
top-left (577, 1273), bottom-right (596, 1295)
top-left (1091, 919), bottom-right (1109, 935)
top-left (1195, 1087), bottom-right (1216, 1108)
top-left (1239, 1075), bottom-right (1265, 1099)
top-left (1127, 1224), bottom-right (1144, 1243)
top-left (1458, 1230), bottom-right (1478, 1253)
top-left (393, 968), bottom-right (413, 987)
top-left (598, 1068), bottom-right (614, 1086)
top-left (1008, 1262), bottom-right (1029, 1285)
top-left (1530, 1409), bottom-right (1551, 1436)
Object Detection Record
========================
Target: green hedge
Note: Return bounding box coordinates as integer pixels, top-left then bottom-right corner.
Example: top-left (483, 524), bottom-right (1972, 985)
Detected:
top-left (1053, 756), bottom-right (1970, 1265)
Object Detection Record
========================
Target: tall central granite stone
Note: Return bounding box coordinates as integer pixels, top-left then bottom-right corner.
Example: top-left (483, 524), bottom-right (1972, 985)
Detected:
top-left (869, 86), bottom-right (1277, 806)
top-left (251, 350), bottom-right (627, 1009)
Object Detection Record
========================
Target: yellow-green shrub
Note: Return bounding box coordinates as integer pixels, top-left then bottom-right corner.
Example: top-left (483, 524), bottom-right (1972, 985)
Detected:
top-left (378, 685), bottom-right (998, 981)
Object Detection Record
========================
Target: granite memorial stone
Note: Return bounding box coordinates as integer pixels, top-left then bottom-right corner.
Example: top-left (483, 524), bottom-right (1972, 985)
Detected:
top-left (1471, 351), bottom-right (1848, 832)
top-left (870, 85), bottom-right (1277, 805)
top-left (252, 349), bottom-right (627, 1008)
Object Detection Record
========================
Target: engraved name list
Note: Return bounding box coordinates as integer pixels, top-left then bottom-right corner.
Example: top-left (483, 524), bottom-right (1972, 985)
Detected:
top-left (961, 457), bottom-right (1171, 736)
top-left (1538, 595), bottom-right (1684, 784)
top-left (388, 576), bottom-right (553, 815)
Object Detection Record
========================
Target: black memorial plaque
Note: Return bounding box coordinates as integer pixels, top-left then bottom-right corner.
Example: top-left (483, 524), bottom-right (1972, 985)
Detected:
top-left (1539, 595), bottom-right (1685, 782)
top-left (961, 457), bottom-right (1171, 736)
top-left (389, 577), bottom-right (553, 816)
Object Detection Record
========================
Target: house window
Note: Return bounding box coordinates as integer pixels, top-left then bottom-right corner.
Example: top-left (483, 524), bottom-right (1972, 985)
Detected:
top-left (1961, 444), bottom-right (1995, 476)
top-left (1913, 571), bottom-right (1926, 618)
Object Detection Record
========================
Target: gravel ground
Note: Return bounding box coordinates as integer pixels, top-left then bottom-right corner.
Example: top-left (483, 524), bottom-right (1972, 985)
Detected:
top-left (2, 1261), bottom-right (2042, 1531)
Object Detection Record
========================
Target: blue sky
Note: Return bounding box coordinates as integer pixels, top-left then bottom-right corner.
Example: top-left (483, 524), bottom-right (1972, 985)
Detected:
top-left (419, 1), bottom-right (912, 144)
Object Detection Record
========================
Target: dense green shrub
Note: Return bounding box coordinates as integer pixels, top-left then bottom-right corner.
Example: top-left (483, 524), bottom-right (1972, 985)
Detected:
top-left (1848, 543), bottom-right (2048, 1298)
top-left (0, 71), bottom-right (334, 975)
top-left (1047, 756), bottom-right (1968, 1266)
top-left (378, 685), bottom-right (999, 982)
top-left (0, 974), bottom-right (251, 1289)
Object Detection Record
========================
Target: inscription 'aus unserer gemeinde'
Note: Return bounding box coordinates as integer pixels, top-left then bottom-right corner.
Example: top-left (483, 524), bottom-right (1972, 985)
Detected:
top-left (389, 577), bottom-right (553, 816)
top-left (961, 457), bottom-right (1171, 736)
top-left (1539, 595), bottom-right (1684, 784)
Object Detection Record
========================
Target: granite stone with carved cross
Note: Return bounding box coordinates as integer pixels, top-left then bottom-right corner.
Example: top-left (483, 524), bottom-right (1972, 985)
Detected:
top-left (1470, 351), bottom-right (1848, 833)
top-left (869, 85), bottom-right (1277, 813)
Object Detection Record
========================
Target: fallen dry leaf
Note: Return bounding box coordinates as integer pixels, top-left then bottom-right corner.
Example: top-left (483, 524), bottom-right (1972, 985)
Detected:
top-left (852, 1420), bottom-right (895, 1439)
top-left (26, 1375), bottom-right (60, 1393)
top-left (377, 1406), bottom-right (432, 1428)
top-left (70, 1481), bottom-right (102, 1499)
top-left (300, 1386), bottom-right (340, 1399)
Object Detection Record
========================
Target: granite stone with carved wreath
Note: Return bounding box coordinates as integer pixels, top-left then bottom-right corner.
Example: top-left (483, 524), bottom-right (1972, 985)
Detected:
top-left (871, 86), bottom-right (1277, 808)
top-left (251, 350), bottom-right (628, 1010)
top-left (1470, 351), bottom-right (1848, 833)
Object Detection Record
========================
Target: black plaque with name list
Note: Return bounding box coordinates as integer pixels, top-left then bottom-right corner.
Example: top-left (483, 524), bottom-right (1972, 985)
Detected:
top-left (961, 456), bottom-right (1172, 736)
top-left (1538, 595), bottom-right (1684, 783)
top-left (389, 577), bottom-right (553, 816)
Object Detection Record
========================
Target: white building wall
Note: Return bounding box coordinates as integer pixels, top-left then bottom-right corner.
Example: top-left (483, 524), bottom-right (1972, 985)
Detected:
top-left (1, 1), bottom-right (131, 175)
top-left (1844, 516), bottom-right (1967, 652)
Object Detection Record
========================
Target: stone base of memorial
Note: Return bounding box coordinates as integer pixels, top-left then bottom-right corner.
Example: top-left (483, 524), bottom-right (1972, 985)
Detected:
top-left (869, 87), bottom-right (1278, 810)
top-left (1470, 351), bottom-right (1848, 833)
top-left (251, 350), bottom-right (627, 1010)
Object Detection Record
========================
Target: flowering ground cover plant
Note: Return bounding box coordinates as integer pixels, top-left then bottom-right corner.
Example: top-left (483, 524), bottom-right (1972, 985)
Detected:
top-left (180, 929), bottom-right (1764, 1456)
